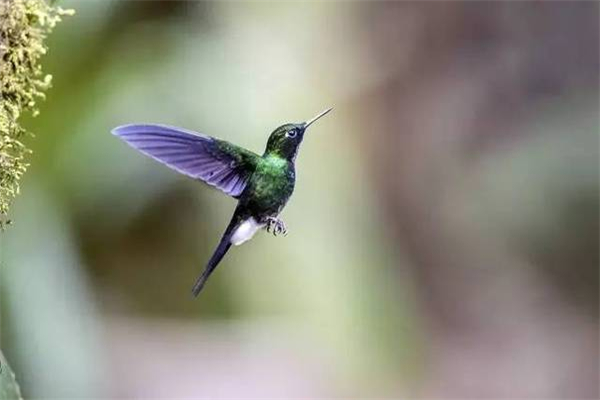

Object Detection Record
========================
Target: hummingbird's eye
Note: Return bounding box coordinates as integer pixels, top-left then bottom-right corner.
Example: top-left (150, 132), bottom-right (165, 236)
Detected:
top-left (286, 129), bottom-right (297, 138)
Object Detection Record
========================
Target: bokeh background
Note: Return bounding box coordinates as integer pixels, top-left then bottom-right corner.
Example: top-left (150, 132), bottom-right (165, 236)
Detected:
top-left (1, 1), bottom-right (598, 398)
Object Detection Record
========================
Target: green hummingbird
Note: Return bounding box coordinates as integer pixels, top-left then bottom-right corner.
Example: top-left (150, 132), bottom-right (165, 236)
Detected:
top-left (112, 107), bottom-right (332, 296)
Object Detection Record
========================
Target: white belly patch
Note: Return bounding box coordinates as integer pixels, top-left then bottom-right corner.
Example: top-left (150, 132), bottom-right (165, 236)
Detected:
top-left (230, 217), bottom-right (263, 246)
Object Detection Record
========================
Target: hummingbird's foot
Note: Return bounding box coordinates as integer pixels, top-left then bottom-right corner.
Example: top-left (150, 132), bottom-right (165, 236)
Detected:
top-left (265, 217), bottom-right (288, 237)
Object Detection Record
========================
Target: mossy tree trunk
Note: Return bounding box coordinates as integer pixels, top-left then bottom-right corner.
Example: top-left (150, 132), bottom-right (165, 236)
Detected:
top-left (0, 0), bottom-right (73, 228)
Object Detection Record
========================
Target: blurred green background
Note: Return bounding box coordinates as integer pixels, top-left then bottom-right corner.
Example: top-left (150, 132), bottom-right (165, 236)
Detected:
top-left (1, 1), bottom-right (598, 398)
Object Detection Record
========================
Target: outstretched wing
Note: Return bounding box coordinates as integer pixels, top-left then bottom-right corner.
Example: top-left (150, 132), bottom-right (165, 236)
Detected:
top-left (112, 124), bottom-right (259, 198)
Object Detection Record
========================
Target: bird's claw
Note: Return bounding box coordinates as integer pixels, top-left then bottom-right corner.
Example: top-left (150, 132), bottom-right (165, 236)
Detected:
top-left (265, 217), bottom-right (287, 237)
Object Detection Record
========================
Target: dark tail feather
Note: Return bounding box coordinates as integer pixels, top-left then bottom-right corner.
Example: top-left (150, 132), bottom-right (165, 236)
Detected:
top-left (191, 214), bottom-right (239, 297)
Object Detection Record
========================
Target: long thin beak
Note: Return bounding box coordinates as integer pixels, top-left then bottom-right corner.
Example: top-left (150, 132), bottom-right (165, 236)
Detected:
top-left (304, 107), bottom-right (333, 129)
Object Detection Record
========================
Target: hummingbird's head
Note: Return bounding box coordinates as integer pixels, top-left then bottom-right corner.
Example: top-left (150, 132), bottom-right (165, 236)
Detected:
top-left (264, 108), bottom-right (332, 161)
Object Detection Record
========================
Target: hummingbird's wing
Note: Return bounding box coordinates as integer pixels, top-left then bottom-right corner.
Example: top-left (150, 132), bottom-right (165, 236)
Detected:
top-left (112, 124), bottom-right (259, 198)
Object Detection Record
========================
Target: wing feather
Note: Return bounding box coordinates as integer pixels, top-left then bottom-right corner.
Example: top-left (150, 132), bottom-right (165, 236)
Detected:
top-left (112, 124), bottom-right (259, 198)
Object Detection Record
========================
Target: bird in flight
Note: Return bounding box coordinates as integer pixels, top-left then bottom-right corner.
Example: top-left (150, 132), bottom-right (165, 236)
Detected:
top-left (112, 108), bottom-right (332, 296)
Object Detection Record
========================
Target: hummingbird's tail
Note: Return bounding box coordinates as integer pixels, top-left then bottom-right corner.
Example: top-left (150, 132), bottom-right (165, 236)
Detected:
top-left (192, 212), bottom-right (241, 297)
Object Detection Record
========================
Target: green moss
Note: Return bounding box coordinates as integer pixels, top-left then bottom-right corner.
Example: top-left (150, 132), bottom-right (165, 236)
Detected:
top-left (0, 0), bottom-right (73, 228)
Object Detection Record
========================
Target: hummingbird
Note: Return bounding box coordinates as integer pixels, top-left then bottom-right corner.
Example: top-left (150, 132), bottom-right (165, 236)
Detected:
top-left (112, 107), bottom-right (332, 296)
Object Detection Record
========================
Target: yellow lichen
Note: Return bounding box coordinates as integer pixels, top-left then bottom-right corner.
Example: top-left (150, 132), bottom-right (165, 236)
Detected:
top-left (0, 0), bottom-right (73, 227)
